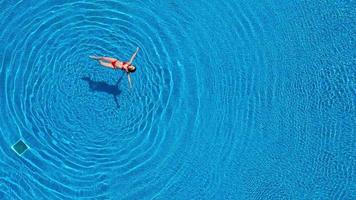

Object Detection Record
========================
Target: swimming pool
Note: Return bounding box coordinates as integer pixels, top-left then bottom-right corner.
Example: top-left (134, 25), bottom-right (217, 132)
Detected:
top-left (0, 0), bottom-right (355, 199)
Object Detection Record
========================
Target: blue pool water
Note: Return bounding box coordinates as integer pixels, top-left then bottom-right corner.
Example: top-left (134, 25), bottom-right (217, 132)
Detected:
top-left (0, 0), bottom-right (355, 199)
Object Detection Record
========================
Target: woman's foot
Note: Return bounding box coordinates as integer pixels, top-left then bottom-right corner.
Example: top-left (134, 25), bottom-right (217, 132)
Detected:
top-left (89, 55), bottom-right (100, 60)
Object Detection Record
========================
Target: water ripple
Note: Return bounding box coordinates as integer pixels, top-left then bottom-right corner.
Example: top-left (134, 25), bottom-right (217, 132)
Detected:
top-left (0, 0), bottom-right (354, 199)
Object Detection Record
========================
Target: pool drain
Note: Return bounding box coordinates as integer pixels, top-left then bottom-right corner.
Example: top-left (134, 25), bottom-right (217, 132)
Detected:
top-left (11, 139), bottom-right (29, 156)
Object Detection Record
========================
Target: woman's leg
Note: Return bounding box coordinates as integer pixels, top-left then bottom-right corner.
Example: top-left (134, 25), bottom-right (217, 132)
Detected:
top-left (90, 56), bottom-right (117, 62)
top-left (89, 55), bottom-right (101, 60)
top-left (101, 57), bottom-right (118, 62)
top-left (99, 60), bottom-right (115, 68)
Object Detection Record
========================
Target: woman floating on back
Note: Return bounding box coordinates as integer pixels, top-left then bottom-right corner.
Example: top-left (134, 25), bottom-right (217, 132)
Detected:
top-left (90, 47), bottom-right (139, 88)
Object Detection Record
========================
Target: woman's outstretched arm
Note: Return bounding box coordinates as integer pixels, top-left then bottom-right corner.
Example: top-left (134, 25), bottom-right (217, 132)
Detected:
top-left (127, 73), bottom-right (132, 88)
top-left (128, 47), bottom-right (140, 64)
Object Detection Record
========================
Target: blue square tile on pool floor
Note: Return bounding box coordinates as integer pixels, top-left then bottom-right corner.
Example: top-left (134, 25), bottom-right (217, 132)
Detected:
top-left (11, 139), bottom-right (29, 155)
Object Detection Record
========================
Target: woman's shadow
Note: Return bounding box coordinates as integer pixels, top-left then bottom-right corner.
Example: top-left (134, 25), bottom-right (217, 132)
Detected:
top-left (81, 73), bottom-right (125, 108)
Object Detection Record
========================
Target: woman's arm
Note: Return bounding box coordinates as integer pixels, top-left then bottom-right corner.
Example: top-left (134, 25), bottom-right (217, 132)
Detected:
top-left (127, 73), bottom-right (132, 88)
top-left (128, 47), bottom-right (140, 64)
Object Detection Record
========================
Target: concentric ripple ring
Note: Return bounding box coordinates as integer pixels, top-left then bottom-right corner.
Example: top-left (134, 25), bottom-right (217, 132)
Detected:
top-left (0, 0), bottom-right (355, 199)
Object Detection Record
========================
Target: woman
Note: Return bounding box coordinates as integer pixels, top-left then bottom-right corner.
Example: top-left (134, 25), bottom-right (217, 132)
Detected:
top-left (90, 47), bottom-right (139, 88)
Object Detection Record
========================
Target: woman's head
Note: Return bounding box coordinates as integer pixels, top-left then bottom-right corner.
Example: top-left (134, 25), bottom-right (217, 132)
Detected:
top-left (128, 65), bottom-right (136, 73)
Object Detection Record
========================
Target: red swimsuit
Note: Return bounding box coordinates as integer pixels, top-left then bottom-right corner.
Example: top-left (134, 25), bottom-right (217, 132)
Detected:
top-left (122, 62), bottom-right (129, 71)
top-left (111, 60), bottom-right (118, 68)
top-left (112, 60), bottom-right (129, 71)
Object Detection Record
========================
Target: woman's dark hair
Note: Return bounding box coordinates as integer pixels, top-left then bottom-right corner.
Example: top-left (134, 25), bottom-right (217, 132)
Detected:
top-left (128, 66), bottom-right (136, 73)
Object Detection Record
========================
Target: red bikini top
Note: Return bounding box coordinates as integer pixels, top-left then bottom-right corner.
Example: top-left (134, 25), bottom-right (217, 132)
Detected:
top-left (122, 62), bottom-right (130, 71)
